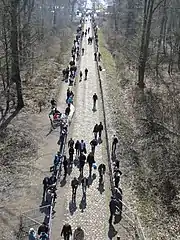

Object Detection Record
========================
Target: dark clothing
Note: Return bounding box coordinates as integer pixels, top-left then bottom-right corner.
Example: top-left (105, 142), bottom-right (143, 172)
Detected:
top-left (93, 94), bottom-right (98, 102)
top-left (43, 177), bottom-right (49, 199)
top-left (38, 224), bottom-right (49, 235)
top-left (85, 69), bottom-right (88, 78)
top-left (112, 137), bottom-right (118, 154)
top-left (93, 124), bottom-right (99, 139)
top-left (79, 154), bottom-right (86, 175)
top-left (68, 139), bottom-right (74, 148)
top-left (51, 99), bottom-right (56, 107)
top-left (75, 141), bottom-right (80, 156)
top-left (87, 153), bottom-right (95, 175)
top-left (69, 147), bottom-right (74, 162)
top-left (81, 177), bottom-right (88, 193)
top-left (98, 123), bottom-right (103, 138)
top-left (61, 224), bottom-right (72, 239)
top-left (71, 179), bottom-right (79, 197)
top-left (90, 139), bottom-right (98, 153)
top-left (65, 106), bottom-right (70, 116)
top-left (63, 156), bottom-right (68, 176)
top-left (94, 52), bottom-right (97, 61)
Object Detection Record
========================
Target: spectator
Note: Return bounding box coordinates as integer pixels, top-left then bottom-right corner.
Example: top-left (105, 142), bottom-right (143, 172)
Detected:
top-left (112, 135), bottom-right (118, 155)
top-left (29, 228), bottom-right (36, 240)
top-left (79, 152), bottom-right (86, 176)
top-left (81, 177), bottom-right (88, 194)
top-left (90, 138), bottom-right (98, 154)
top-left (92, 93), bottom-right (98, 110)
top-left (68, 138), bottom-right (74, 148)
top-left (71, 177), bottom-right (79, 200)
top-left (38, 222), bottom-right (49, 236)
top-left (42, 177), bottom-right (50, 200)
top-left (80, 140), bottom-right (86, 154)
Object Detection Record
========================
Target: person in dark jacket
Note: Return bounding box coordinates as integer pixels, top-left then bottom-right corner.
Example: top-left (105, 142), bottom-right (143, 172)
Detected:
top-left (94, 52), bottom-right (97, 61)
top-left (79, 152), bottom-right (86, 176)
top-left (69, 146), bottom-right (74, 163)
top-left (75, 140), bottom-right (80, 156)
top-left (79, 140), bottom-right (86, 153)
top-left (98, 122), bottom-right (103, 139)
top-left (98, 52), bottom-right (101, 61)
top-left (63, 155), bottom-right (68, 177)
top-left (93, 124), bottom-right (99, 140)
top-left (114, 169), bottom-right (122, 188)
top-left (42, 177), bottom-right (50, 200)
top-left (84, 68), bottom-right (88, 80)
top-left (90, 139), bottom-right (98, 154)
top-left (92, 93), bottom-right (98, 110)
top-left (82, 48), bottom-right (84, 56)
top-left (68, 138), bottom-right (74, 148)
top-left (98, 163), bottom-right (106, 183)
top-left (61, 223), bottom-right (72, 240)
top-left (109, 196), bottom-right (121, 225)
top-left (65, 104), bottom-right (71, 116)
top-left (87, 152), bottom-right (95, 176)
top-left (38, 222), bottom-right (49, 236)
top-left (81, 177), bottom-right (88, 194)
top-left (71, 177), bottom-right (79, 200)
top-left (112, 135), bottom-right (118, 155)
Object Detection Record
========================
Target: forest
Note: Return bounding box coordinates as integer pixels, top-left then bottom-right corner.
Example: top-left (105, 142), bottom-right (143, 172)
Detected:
top-left (0, 0), bottom-right (180, 239)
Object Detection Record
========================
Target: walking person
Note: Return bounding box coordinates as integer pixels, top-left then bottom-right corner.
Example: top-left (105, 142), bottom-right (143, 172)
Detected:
top-left (69, 146), bottom-right (74, 164)
top-left (92, 93), bottom-right (98, 111)
top-left (87, 152), bottom-right (95, 176)
top-left (98, 163), bottom-right (106, 183)
top-left (84, 68), bottom-right (88, 80)
top-left (98, 122), bottom-right (103, 139)
top-left (61, 223), bottom-right (72, 240)
top-left (63, 155), bottom-right (68, 177)
top-left (80, 140), bottom-right (86, 154)
top-left (68, 138), bottom-right (74, 148)
top-left (94, 52), bottom-right (97, 61)
top-left (79, 71), bottom-right (83, 82)
top-left (90, 138), bottom-right (98, 154)
top-left (75, 140), bottom-right (80, 156)
top-left (79, 152), bottom-right (86, 176)
top-left (98, 52), bottom-right (101, 61)
top-left (81, 177), bottom-right (88, 195)
top-left (114, 169), bottom-right (122, 188)
top-left (93, 123), bottom-right (99, 140)
top-left (65, 104), bottom-right (71, 116)
top-left (112, 134), bottom-right (119, 155)
top-left (109, 196), bottom-right (119, 225)
top-left (82, 48), bottom-right (84, 56)
top-left (42, 176), bottom-right (50, 201)
top-left (71, 177), bottom-right (79, 201)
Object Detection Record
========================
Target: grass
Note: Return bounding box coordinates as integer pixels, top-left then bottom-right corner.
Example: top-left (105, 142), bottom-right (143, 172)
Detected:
top-left (98, 30), bottom-right (116, 75)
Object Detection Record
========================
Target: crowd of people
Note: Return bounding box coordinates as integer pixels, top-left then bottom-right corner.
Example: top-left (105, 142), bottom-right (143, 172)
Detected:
top-left (28, 14), bottom-right (122, 240)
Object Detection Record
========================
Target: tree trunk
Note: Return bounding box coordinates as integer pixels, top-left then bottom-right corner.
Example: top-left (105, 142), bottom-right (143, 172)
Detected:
top-left (10, 0), bottom-right (24, 109)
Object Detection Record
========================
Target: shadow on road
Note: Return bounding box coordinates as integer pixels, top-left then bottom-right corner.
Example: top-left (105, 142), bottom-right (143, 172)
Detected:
top-left (108, 224), bottom-right (118, 239)
top-left (69, 200), bottom-right (77, 215)
top-left (87, 173), bottom-right (96, 186)
top-left (97, 181), bottom-right (105, 194)
top-left (60, 177), bottom-right (67, 187)
top-left (79, 193), bottom-right (87, 212)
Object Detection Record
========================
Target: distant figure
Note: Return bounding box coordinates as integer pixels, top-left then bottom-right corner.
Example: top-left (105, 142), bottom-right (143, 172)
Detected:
top-left (51, 98), bottom-right (56, 109)
top-left (75, 140), bottom-right (80, 156)
top-left (84, 68), bottom-right (88, 80)
top-left (87, 152), bottom-right (95, 176)
top-left (81, 177), bottom-right (88, 194)
top-left (94, 52), bottom-right (97, 61)
top-left (80, 71), bottom-right (83, 81)
top-left (82, 48), bottom-right (85, 56)
top-left (98, 122), bottom-right (103, 139)
top-left (92, 93), bottom-right (98, 110)
top-left (98, 52), bottom-right (101, 61)
top-left (71, 177), bottom-right (79, 201)
top-left (65, 104), bottom-right (71, 116)
top-left (112, 135), bottom-right (119, 155)
top-left (93, 123), bottom-right (99, 140)
top-left (73, 226), bottom-right (85, 240)
top-left (61, 223), bottom-right (72, 240)
top-left (90, 138), bottom-right (98, 154)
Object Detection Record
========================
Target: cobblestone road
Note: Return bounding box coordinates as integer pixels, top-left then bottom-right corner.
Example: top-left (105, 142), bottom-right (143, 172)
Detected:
top-left (52, 19), bottom-right (112, 239)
